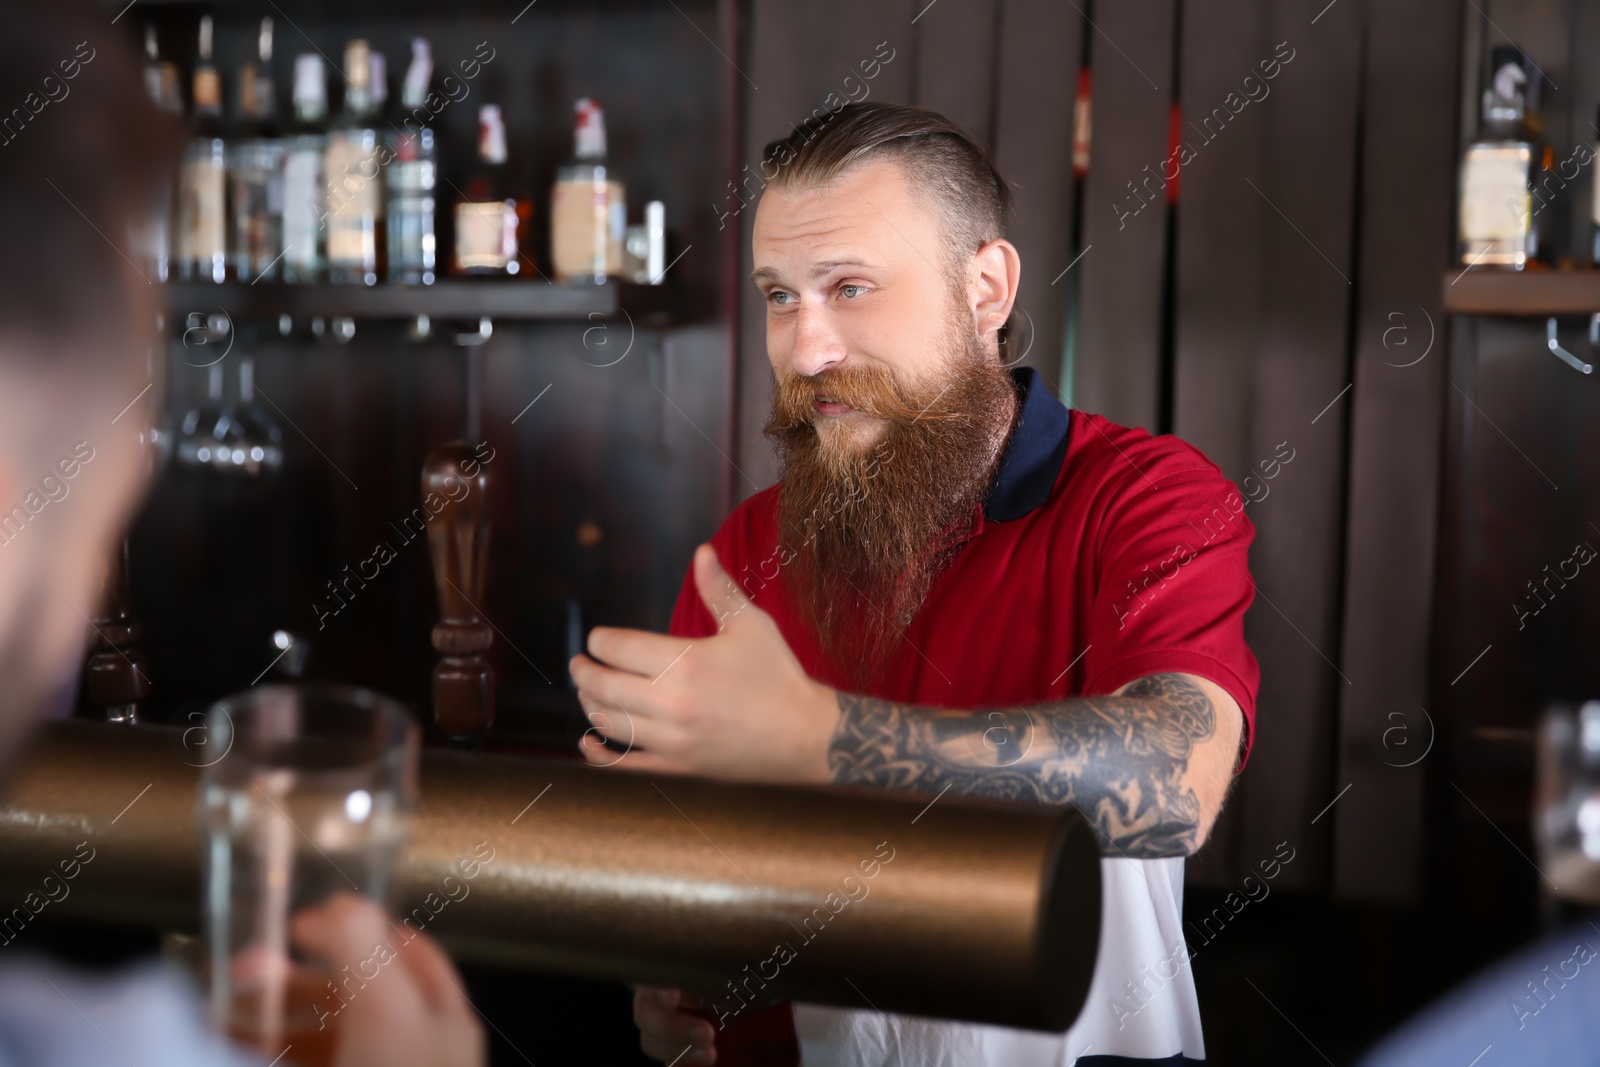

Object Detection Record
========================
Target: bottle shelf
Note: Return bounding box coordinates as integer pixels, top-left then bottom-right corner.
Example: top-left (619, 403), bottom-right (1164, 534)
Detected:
top-left (164, 279), bottom-right (619, 321)
top-left (1442, 268), bottom-right (1600, 316)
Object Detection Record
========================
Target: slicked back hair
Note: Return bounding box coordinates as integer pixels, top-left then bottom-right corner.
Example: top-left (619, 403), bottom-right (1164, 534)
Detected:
top-left (759, 102), bottom-right (1013, 348)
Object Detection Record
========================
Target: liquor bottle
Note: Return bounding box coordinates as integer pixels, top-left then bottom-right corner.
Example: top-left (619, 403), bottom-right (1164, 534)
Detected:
top-left (551, 98), bottom-right (625, 283)
top-left (452, 104), bottom-right (530, 276)
top-left (175, 16), bottom-right (227, 283)
top-left (387, 39), bottom-right (437, 285)
top-left (228, 18), bottom-right (286, 283)
top-left (368, 48), bottom-right (389, 277)
top-left (1591, 104), bottom-right (1600, 265)
top-left (325, 39), bottom-right (383, 285)
top-left (141, 26), bottom-right (163, 107)
top-left (1458, 46), bottom-right (1548, 269)
top-left (156, 59), bottom-right (184, 116)
top-left (134, 27), bottom-right (175, 282)
top-left (281, 55), bottom-right (328, 284)
top-left (369, 49), bottom-right (388, 117)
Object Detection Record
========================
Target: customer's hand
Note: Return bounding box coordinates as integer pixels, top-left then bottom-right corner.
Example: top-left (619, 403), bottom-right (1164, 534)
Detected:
top-left (633, 985), bottom-right (716, 1065)
top-left (292, 893), bottom-right (486, 1067)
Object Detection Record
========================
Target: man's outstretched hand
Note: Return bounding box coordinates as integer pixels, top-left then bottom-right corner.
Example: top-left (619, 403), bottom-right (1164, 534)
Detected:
top-left (567, 543), bottom-right (838, 782)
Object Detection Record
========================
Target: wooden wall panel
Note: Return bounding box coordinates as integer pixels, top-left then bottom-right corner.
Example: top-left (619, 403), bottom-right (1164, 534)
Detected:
top-left (913, 0), bottom-right (1001, 148)
top-left (827, 0), bottom-right (917, 108)
top-left (1173, 0), bottom-right (1270, 887)
top-left (1172, 0), bottom-right (1266, 485)
top-left (1330, 0), bottom-right (1460, 902)
top-left (1233, 0), bottom-right (1362, 891)
top-left (991, 0), bottom-right (1084, 392)
top-left (1564, 2), bottom-right (1600, 263)
top-left (734, 0), bottom-right (917, 499)
top-left (1072, 0), bottom-right (1176, 432)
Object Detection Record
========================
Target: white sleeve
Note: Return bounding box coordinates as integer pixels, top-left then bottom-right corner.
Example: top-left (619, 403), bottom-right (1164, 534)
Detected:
top-left (0, 954), bottom-right (265, 1067)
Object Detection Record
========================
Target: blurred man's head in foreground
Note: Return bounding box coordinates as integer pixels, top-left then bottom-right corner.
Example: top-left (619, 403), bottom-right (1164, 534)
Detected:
top-left (0, 2), bottom-right (179, 749)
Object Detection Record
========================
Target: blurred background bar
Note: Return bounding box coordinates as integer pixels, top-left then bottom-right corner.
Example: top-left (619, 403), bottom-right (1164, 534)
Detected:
top-left (8, 0), bottom-right (1593, 1061)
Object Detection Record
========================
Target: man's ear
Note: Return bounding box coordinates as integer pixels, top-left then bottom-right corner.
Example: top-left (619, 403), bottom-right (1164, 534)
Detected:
top-left (967, 238), bottom-right (1022, 352)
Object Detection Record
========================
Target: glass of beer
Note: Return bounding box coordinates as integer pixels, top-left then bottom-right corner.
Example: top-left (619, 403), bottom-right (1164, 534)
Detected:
top-left (199, 684), bottom-right (420, 1067)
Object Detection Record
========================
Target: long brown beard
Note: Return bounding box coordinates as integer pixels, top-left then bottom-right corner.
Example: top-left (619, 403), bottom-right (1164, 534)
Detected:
top-left (763, 316), bottom-right (1019, 688)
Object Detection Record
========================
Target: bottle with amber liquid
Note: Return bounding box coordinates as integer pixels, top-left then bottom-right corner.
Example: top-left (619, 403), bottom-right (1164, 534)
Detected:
top-left (175, 15), bottom-right (227, 283)
top-left (227, 17), bottom-right (286, 283)
top-left (451, 104), bottom-right (530, 277)
top-left (325, 39), bottom-right (383, 285)
top-left (1458, 46), bottom-right (1549, 269)
top-left (551, 98), bottom-right (625, 283)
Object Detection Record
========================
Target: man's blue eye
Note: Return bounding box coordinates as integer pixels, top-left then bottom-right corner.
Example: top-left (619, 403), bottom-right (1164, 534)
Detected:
top-left (841, 285), bottom-right (866, 298)
top-left (769, 291), bottom-right (793, 305)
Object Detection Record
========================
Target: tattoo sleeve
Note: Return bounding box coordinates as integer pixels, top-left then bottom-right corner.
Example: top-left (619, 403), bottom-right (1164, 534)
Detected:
top-left (827, 673), bottom-right (1216, 857)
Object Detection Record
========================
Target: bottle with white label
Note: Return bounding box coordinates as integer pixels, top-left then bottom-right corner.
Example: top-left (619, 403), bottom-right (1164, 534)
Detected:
top-left (551, 98), bottom-right (625, 283)
top-left (325, 40), bottom-right (383, 285)
top-left (281, 55), bottom-right (328, 284)
top-left (452, 104), bottom-right (529, 276)
top-left (175, 16), bottom-right (226, 283)
top-left (1457, 45), bottom-right (1548, 269)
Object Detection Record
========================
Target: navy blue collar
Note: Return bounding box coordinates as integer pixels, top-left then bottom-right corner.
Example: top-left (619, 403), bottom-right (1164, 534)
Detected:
top-left (983, 366), bottom-right (1072, 522)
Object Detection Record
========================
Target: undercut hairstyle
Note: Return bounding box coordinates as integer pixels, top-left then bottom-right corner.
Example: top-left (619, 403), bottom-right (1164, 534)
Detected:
top-left (0, 2), bottom-right (180, 364)
top-left (760, 102), bottom-right (1012, 285)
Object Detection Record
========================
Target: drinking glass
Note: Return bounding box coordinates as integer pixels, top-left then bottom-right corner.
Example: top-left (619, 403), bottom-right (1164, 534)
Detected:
top-left (199, 684), bottom-right (420, 1067)
top-left (1534, 699), bottom-right (1600, 904)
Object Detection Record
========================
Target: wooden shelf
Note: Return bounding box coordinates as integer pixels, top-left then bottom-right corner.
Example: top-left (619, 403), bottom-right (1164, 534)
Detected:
top-left (164, 279), bottom-right (618, 321)
top-left (1442, 269), bottom-right (1600, 316)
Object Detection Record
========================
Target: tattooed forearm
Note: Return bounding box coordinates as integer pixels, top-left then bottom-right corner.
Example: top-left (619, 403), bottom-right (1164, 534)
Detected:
top-left (827, 673), bottom-right (1216, 857)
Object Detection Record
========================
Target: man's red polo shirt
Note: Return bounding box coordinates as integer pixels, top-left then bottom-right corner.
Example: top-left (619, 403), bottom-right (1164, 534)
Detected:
top-left (669, 365), bottom-right (1259, 769)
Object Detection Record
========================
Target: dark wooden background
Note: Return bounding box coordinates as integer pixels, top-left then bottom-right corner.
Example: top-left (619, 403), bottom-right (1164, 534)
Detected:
top-left (77, 0), bottom-right (1600, 1062)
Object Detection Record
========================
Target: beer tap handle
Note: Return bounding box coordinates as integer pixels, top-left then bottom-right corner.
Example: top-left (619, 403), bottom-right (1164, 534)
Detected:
top-left (86, 539), bottom-right (150, 723)
top-left (423, 441), bottom-right (494, 736)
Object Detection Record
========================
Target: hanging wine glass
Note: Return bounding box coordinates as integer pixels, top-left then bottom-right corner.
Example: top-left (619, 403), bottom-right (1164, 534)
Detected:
top-left (175, 357), bottom-right (283, 477)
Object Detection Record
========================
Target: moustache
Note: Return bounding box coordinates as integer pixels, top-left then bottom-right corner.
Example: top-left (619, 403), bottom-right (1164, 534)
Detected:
top-left (766, 365), bottom-right (965, 434)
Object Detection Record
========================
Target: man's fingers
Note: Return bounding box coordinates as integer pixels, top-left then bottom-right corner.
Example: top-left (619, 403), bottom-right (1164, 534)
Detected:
top-left (692, 543), bottom-right (751, 631)
top-left (586, 626), bottom-right (695, 679)
top-left (291, 892), bottom-right (394, 973)
top-left (575, 691), bottom-right (680, 755)
top-left (386, 925), bottom-right (474, 1019)
top-left (636, 985), bottom-right (680, 1009)
top-left (580, 737), bottom-right (674, 774)
top-left (633, 987), bottom-right (716, 1065)
top-left (569, 653), bottom-right (672, 715)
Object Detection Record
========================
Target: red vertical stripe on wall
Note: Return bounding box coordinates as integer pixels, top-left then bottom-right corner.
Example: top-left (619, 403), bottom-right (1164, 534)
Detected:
top-left (1167, 102), bottom-right (1182, 204)
top-left (1072, 67), bottom-right (1092, 177)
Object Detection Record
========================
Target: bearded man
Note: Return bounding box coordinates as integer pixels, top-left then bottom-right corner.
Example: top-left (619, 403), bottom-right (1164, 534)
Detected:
top-left (568, 102), bottom-right (1258, 1067)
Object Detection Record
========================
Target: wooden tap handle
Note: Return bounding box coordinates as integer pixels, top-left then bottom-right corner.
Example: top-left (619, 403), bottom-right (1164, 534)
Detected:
top-left (86, 538), bottom-right (150, 722)
top-left (423, 441), bottom-right (495, 735)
